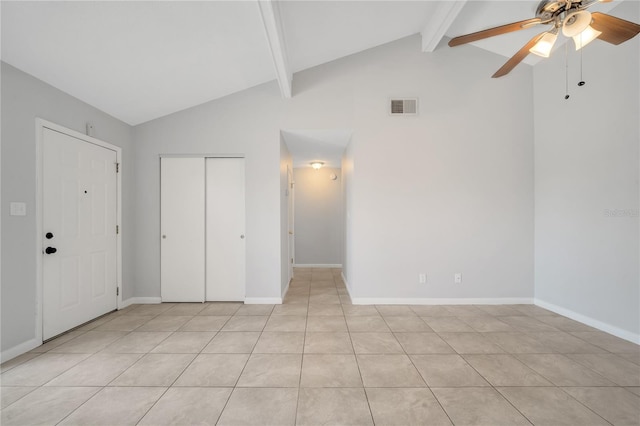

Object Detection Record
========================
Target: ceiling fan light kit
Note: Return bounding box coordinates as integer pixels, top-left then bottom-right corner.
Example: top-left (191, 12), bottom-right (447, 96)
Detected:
top-left (529, 28), bottom-right (559, 57)
top-left (448, 0), bottom-right (640, 78)
top-left (573, 25), bottom-right (602, 49)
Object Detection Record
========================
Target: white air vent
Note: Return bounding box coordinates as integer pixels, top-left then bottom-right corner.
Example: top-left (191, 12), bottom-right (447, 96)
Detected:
top-left (389, 98), bottom-right (418, 116)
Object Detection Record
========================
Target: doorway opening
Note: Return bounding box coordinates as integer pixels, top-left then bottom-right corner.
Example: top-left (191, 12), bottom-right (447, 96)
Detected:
top-left (281, 129), bottom-right (351, 288)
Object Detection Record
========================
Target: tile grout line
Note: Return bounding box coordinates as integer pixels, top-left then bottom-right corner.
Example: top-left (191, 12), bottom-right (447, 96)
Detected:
top-left (458, 349), bottom-right (536, 426)
top-left (389, 313), bottom-right (455, 426)
top-left (345, 289), bottom-right (376, 424)
top-left (134, 319), bottom-right (224, 424)
top-left (292, 274), bottom-right (312, 425)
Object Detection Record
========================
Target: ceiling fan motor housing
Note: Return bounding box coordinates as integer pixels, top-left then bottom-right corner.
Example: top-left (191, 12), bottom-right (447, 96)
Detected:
top-left (562, 10), bottom-right (592, 36)
top-left (536, 0), bottom-right (565, 19)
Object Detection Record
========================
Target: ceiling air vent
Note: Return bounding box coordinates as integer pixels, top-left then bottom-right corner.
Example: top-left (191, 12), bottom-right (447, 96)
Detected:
top-left (389, 98), bottom-right (418, 116)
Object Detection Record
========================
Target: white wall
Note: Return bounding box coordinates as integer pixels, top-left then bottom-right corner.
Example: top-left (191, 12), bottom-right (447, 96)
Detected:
top-left (293, 167), bottom-right (343, 265)
top-left (533, 1), bottom-right (639, 342)
top-left (280, 138), bottom-right (292, 296)
top-left (1, 62), bottom-right (134, 356)
top-left (132, 35), bottom-right (534, 303)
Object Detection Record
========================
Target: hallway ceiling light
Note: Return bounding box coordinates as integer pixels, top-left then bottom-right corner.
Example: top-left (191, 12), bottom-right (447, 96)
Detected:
top-left (310, 161), bottom-right (324, 170)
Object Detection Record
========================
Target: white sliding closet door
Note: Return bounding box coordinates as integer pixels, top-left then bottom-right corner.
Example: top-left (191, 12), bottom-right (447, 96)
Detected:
top-left (160, 157), bottom-right (205, 302)
top-left (206, 158), bottom-right (246, 301)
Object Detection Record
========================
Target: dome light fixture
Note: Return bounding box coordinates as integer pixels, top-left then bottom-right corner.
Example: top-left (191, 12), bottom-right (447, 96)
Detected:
top-left (310, 161), bottom-right (324, 170)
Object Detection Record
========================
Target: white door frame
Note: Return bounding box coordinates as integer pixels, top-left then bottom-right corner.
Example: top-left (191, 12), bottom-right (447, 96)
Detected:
top-left (35, 118), bottom-right (122, 343)
top-left (287, 165), bottom-right (295, 282)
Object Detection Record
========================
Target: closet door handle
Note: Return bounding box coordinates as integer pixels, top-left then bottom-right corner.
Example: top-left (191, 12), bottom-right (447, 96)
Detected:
top-left (240, 235), bottom-right (245, 239)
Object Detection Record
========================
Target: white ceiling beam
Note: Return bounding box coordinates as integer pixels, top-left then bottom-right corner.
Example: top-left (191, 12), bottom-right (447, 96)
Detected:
top-left (257, 0), bottom-right (292, 98)
top-left (421, 0), bottom-right (467, 53)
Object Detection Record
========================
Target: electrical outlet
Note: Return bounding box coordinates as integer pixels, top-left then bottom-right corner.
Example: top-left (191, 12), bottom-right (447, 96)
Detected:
top-left (419, 273), bottom-right (427, 284)
top-left (454, 273), bottom-right (462, 284)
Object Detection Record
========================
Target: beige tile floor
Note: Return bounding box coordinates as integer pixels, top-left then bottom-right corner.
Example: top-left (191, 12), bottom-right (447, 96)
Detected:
top-left (1, 267), bottom-right (639, 425)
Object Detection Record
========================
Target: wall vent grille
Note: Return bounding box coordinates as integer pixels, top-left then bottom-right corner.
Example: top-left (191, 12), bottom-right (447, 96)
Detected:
top-left (390, 98), bottom-right (418, 115)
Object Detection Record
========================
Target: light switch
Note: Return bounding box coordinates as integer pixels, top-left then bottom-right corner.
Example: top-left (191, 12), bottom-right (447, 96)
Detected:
top-left (10, 202), bottom-right (27, 216)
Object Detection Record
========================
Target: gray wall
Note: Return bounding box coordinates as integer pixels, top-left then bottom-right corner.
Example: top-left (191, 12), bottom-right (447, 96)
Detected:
top-left (1, 62), bottom-right (134, 354)
top-left (133, 35), bottom-right (534, 304)
top-left (533, 1), bottom-right (639, 340)
top-left (280, 138), bottom-right (292, 294)
top-left (293, 167), bottom-right (343, 265)
top-left (132, 82), bottom-right (285, 300)
top-left (343, 37), bottom-right (534, 301)
top-left (342, 143), bottom-right (356, 287)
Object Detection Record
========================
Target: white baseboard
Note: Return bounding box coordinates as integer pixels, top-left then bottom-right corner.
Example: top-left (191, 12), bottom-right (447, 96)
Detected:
top-left (534, 298), bottom-right (640, 344)
top-left (350, 297), bottom-right (534, 305)
top-left (294, 264), bottom-right (342, 268)
top-left (244, 297), bottom-right (283, 304)
top-left (120, 297), bottom-right (162, 309)
top-left (1, 338), bottom-right (41, 363)
top-left (281, 280), bottom-right (290, 300)
top-left (342, 272), bottom-right (354, 298)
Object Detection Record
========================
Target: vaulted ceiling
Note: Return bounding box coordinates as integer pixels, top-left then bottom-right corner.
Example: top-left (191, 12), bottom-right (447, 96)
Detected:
top-left (0, 1), bottom-right (627, 126)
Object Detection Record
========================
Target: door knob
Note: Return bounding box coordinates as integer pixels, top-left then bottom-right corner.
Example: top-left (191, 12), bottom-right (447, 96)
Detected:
top-left (240, 235), bottom-right (245, 239)
top-left (45, 232), bottom-right (54, 239)
top-left (45, 247), bottom-right (57, 254)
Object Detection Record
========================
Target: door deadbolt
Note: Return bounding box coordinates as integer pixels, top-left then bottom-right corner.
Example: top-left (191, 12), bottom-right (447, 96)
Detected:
top-left (45, 232), bottom-right (54, 239)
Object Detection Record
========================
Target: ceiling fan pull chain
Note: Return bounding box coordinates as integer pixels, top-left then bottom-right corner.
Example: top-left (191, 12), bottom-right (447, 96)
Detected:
top-left (565, 42), bottom-right (570, 100)
top-left (578, 38), bottom-right (586, 86)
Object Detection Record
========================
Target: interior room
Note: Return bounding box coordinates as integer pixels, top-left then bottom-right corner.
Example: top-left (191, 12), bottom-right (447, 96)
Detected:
top-left (1, 0), bottom-right (639, 424)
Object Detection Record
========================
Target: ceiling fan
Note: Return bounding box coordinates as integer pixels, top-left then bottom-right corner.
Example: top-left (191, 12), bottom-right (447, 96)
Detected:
top-left (448, 0), bottom-right (640, 78)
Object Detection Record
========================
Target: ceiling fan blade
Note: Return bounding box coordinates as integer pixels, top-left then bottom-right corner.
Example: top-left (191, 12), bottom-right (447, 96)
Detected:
top-left (591, 12), bottom-right (640, 45)
top-left (449, 18), bottom-right (542, 47)
top-left (492, 33), bottom-right (545, 78)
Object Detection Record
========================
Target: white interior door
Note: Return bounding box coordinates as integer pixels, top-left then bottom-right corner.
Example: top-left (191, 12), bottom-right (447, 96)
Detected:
top-left (160, 157), bottom-right (205, 302)
top-left (287, 165), bottom-right (294, 281)
top-left (206, 158), bottom-right (246, 301)
top-left (43, 128), bottom-right (117, 340)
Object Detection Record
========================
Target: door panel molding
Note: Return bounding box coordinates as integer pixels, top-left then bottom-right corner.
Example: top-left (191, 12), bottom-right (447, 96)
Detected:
top-left (35, 118), bottom-right (122, 343)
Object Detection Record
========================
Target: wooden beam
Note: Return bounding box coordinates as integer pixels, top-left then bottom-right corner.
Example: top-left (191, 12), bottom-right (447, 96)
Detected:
top-left (258, 0), bottom-right (292, 98)
top-left (421, 1), bottom-right (467, 52)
